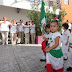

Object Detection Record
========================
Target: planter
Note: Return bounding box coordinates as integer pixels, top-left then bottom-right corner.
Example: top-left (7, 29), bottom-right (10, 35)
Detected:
top-left (36, 36), bottom-right (42, 44)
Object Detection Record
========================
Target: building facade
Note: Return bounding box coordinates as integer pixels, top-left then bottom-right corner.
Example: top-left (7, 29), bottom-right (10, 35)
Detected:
top-left (0, 0), bottom-right (61, 23)
top-left (61, 0), bottom-right (72, 22)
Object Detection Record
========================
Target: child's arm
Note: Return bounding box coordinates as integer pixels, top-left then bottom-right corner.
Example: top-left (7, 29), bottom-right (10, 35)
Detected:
top-left (65, 36), bottom-right (69, 45)
top-left (43, 36), bottom-right (49, 41)
top-left (68, 45), bottom-right (70, 52)
top-left (45, 36), bottom-right (60, 53)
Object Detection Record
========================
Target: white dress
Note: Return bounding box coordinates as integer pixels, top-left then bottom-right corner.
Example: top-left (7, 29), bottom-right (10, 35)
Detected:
top-left (69, 33), bottom-right (72, 67)
top-left (62, 30), bottom-right (70, 53)
top-left (46, 32), bottom-right (63, 70)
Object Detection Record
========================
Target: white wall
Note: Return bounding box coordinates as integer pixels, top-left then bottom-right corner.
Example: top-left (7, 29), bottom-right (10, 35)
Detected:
top-left (0, 6), bottom-right (29, 24)
top-left (0, 0), bottom-right (3, 5)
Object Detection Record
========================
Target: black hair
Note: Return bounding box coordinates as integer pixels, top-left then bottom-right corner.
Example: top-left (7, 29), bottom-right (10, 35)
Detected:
top-left (32, 21), bottom-right (34, 22)
top-left (67, 20), bottom-right (68, 22)
top-left (62, 23), bottom-right (69, 29)
top-left (45, 24), bottom-right (50, 29)
top-left (51, 20), bottom-right (59, 25)
top-left (20, 19), bottom-right (23, 21)
top-left (26, 22), bottom-right (28, 25)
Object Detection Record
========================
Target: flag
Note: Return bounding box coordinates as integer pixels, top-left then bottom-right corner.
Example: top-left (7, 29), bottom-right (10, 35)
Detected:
top-left (40, 0), bottom-right (47, 32)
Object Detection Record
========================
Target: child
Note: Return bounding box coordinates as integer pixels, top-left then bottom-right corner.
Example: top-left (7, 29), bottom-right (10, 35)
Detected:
top-left (45, 19), bottom-right (64, 72)
top-left (40, 24), bottom-right (52, 61)
top-left (10, 20), bottom-right (18, 45)
top-left (62, 23), bottom-right (70, 60)
top-left (66, 24), bottom-right (72, 71)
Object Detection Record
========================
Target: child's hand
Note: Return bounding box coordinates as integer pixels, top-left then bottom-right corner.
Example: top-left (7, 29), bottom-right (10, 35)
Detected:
top-left (43, 36), bottom-right (46, 39)
top-left (68, 48), bottom-right (70, 52)
top-left (65, 41), bottom-right (68, 45)
top-left (44, 48), bottom-right (51, 53)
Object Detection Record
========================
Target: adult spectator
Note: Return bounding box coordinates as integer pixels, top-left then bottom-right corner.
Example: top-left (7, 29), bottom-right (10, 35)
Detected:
top-left (10, 19), bottom-right (18, 45)
top-left (0, 17), bottom-right (11, 45)
top-left (17, 19), bottom-right (24, 44)
top-left (23, 22), bottom-right (30, 44)
top-left (30, 21), bottom-right (36, 44)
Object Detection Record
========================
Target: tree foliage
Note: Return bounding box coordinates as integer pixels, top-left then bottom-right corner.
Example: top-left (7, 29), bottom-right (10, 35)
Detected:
top-left (27, 4), bottom-right (67, 36)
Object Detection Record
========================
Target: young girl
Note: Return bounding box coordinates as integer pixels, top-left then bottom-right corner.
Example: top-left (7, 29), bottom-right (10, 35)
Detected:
top-left (40, 24), bottom-right (51, 62)
top-left (62, 23), bottom-right (70, 60)
top-left (45, 19), bottom-right (64, 72)
top-left (10, 20), bottom-right (18, 45)
top-left (66, 24), bottom-right (72, 71)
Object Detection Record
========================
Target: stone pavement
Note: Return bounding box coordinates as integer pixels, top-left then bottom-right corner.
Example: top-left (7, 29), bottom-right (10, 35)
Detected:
top-left (0, 44), bottom-right (71, 72)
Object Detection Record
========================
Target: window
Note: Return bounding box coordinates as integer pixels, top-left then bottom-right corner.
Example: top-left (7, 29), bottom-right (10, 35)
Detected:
top-left (29, 0), bottom-right (42, 3)
top-left (64, 0), bottom-right (69, 5)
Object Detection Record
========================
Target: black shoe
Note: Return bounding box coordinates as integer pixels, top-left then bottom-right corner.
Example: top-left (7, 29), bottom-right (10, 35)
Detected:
top-left (64, 59), bottom-right (68, 60)
top-left (40, 59), bottom-right (45, 62)
top-left (45, 66), bottom-right (46, 68)
top-left (67, 67), bottom-right (72, 71)
top-left (64, 57), bottom-right (68, 61)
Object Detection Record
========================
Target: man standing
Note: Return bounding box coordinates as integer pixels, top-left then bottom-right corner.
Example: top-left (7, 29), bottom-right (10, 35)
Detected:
top-left (0, 17), bottom-right (11, 45)
top-left (17, 19), bottom-right (24, 44)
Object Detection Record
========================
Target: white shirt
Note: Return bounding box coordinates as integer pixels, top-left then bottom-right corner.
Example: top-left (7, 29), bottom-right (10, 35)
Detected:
top-left (69, 33), bottom-right (72, 43)
top-left (18, 23), bottom-right (24, 32)
top-left (0, 21), bottom-right (3, 32)
top-left (62, 29), bottom-right (70, 41)
top-left (42, 32), bottom-right (52, 41)
top-left (24, 25), bottom-right (30, 33)
top-left (30, 24), bottom-right (35, 33)
top-left (68, 23), bottom-right (71, 29)
top-left (10, 24), bottom-right (17, 33)
top-left (1, 21), bottom-right (10, 32)
top-left (49, 32), bottom-right (61, 50)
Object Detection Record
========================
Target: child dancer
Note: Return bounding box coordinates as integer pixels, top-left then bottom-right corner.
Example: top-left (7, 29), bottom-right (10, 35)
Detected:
top-left (66, 24), bottom-right (72, 71)
top-left (62, 23), bottom-right (70, 60)
top-left (40, 24), bottom-right (51, 62)
top-left (45, 19), bottom-right (64, 72)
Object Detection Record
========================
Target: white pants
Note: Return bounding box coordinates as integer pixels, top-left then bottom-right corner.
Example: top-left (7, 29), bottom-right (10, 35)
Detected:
top-left (69, 48), bottom-right (72, 67)
top-left (31, 33), bottom-right (35, 44)
top-left (10, 33), bottom-right (17, 44)
top-left (1, 31), bottom-right (8, 44)
top-left (62, 41), bottom-right (69, 59)
top-left (18, 32), bottom-right (24, 43)
top-left (41, 50), bottom-right (45, 60)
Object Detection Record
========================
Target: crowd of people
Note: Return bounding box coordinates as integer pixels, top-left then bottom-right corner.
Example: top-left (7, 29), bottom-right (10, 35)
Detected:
top-left (40, 18), bottom-right (72, 72)
top-left (0, 17), bottom-right (36, 45)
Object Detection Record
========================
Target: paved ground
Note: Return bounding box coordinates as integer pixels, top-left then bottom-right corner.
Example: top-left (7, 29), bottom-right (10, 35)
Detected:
top-left (0, 44), bottom-right (71, 72)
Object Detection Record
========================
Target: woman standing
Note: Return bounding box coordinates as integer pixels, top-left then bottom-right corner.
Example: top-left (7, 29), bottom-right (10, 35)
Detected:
top-left (30, 21), bottom-right (36, 44)
top-left (10, 20), bottom-right (18, 45)
top-left (23, 22), bottom-right (30, 44)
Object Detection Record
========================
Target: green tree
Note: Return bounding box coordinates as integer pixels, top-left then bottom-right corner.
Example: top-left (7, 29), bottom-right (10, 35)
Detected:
top-left (27, 4), bottom-right (67, 35)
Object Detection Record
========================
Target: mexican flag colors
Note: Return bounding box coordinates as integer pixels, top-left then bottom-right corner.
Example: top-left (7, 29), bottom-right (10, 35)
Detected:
top-left (40, 0), bottom-right (46, 32)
